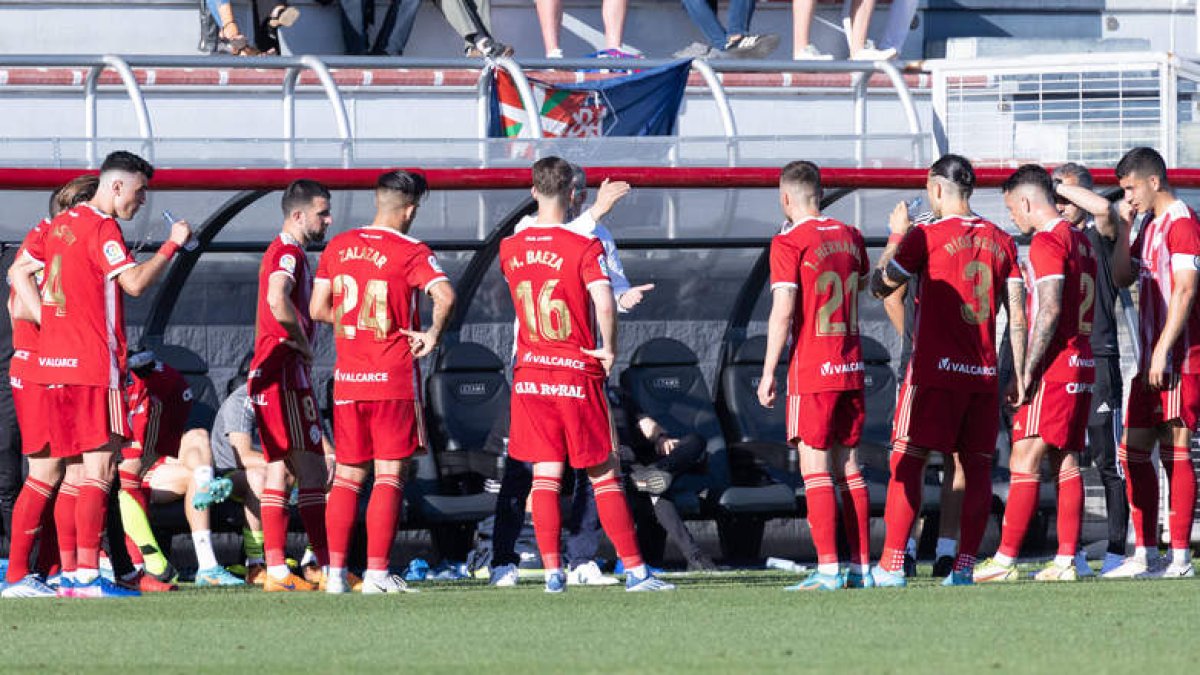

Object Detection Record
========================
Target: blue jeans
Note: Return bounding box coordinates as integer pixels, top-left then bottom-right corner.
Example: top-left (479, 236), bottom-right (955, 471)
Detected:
top-left (338, 0), bottom-right (421, 55)
top-left (681, 0), bottom-right (754, 49)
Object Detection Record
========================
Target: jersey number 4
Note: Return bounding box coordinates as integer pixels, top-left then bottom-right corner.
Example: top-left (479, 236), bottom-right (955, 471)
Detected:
top-left (41, 254), bottom-right (67, 317)
top-left (515, 279), bottom-right (571, 342)
top-left (332, 275), bottom-right (390, 340)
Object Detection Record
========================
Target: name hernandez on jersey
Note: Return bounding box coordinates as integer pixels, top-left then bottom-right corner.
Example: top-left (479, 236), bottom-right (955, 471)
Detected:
top-left (28, 205), bottom-right (136, 388)
top-left (500, 224), bottom-right (610, 379)
top-left (1131, 199), bottom-right (1200, 375)
top-left (315, 226), bottom-right (449, 401)
top-left (250, 233), bottom-right (314, 389)
top-left (1023, 218), bottom-right (1097, 383)
top-left (769, 216), bottom-right (869, 393)
top-left (890, 215), bottom-right (1021, 392)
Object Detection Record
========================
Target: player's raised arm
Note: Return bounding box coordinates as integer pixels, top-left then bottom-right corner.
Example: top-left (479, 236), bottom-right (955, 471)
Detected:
top-left (116, 216), bottom-right (192, 297)
top-left (870, 201), bottom-right (916, 298)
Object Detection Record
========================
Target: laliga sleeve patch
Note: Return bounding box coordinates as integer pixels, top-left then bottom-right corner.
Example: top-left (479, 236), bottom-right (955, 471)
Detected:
top-left (103, 240), bottom-right (126, 265)
top-left (428, 254), bottom-right (444, 274)
top-left (597, 254), bottom-right (610, 278)
top-left (279, 253), bottom-right (297, 274)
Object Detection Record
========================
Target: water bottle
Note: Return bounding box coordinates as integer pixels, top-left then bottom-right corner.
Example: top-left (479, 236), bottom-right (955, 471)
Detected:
top-left (162, 210), bottom-right (199, 251)
top-left (906, 196), bottom-right (924, 217)
top-left (765, 556), bottom-right (809, 573)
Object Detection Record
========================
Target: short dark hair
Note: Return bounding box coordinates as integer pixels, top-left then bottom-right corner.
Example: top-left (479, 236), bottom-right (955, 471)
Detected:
top-left (281, 179), bottom-right (331, 217)
top-left (49, 174), bottom-right (99, 217)
top-left (1001, 164), bottom-right (1056, 204)
top-left (1053, 162), bottom-right (1093, 190)
top-left (929, 153), bottom-right (976, 197)
top-left (531, 156), bottom-right (574, 201)
top-left (99, 151), bottom-right (154, 180)
top-left (780, 160), bottom-right (821, 195)
top-left (1115, 146), bottom-right (1168, 182)
top-left (376, 170), bottom-right (428, 205)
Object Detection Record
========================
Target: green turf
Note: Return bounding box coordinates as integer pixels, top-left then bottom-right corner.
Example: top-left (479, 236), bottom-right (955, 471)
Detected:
top-left (1, 571), bottom-right (1198, 674)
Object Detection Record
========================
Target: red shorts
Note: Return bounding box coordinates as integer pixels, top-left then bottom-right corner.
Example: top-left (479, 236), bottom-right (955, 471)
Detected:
top-left (248, 379), bottom-right (322, 462)
top-left (333, 398), bottom-right (426, 464)
top-left (509, 369), bottom-right (615, 469)
top-left (893, 382), bottom-right (998, 455)
top-left (787, 390), bottom-right (864, 449)
top-left (1012, 380), bottom-right (1092, 451)
top-left (1125, 373), bottom-right (1200, 431)
top-left (11, 377), bottom-right (50, 456)
top-left (46, 385), bottom-right (128, 458)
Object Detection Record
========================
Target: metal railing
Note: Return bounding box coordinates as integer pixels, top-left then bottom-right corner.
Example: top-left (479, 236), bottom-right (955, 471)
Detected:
top-left (0, 54), bottom-right (926, 168)
top-left (927, 51), bottom-right (1200, 167)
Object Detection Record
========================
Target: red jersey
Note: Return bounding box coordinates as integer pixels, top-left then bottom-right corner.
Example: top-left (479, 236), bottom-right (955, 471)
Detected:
top-left (128, 361), bottom-right (193, 453)
top-left (1131, 199), bottom-right (1200, 375)
top-left (315, 226), bottom-right (449, 401)
top-left (250, 233), bottom-right (314, 389)
top-left (28, 204), bottom-right (136, 388)
top-left (1023, 218), bottom-right (1097, 383)
top-left (891, 215), bottom-right (1021, 392)
top-left (10, 219), bottom-right (48, 384)
top-left (769, 216), bottom-right (869, 393)
top-left (499, 223), bottom-right (610, 379)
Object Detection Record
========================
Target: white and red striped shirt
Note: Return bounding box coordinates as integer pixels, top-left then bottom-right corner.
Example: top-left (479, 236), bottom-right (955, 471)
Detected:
top-left (1131, 199), bottom-right (1200, 375)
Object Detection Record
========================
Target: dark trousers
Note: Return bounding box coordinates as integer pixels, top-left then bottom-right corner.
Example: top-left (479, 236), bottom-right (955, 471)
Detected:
top-left (1086, 355), bottom-right (1127, 555)
top-left (623, 434), bottom-right (707, 563)
top-left (0, 364), bottom-right (21, 540)
top-left (490, 459), bottom-right (600, 569)
top-left (338, 0), bottom-right (421, 55)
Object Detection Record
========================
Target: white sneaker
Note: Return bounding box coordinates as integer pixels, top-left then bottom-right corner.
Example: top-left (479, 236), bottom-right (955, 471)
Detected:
top-left (851, 42), bottom-right (898, 61)
top-left (1102, 556), bottom-right (1150, 578)
top-left (488, 563), bottom-right (519, 588)
top-left (1139, 559), bottom-right (1195, 579)
top-left (567, 561), bottom-right (619, 586)
top-left (794, 45), bottom-right (833, 61)
top-left (1074, 551), bottom-right (1095, 578)
top-left (324, 570), bottom-right (349, 594)
top-left (362, 573), bottom-right (417, 594)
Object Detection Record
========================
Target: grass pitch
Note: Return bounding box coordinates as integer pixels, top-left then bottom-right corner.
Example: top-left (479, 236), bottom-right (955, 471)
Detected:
top-left (1, 570), bottom-right (1197, 673)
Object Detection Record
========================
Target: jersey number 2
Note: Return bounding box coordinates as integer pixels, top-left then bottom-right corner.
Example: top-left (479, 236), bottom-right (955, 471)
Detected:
top-left (815, 271), bottom-right (859, 336)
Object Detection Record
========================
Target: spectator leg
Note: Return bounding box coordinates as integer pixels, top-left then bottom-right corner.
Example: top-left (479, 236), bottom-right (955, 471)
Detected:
top-left (601, 0), bottom-right (627, 50)
top-left (846, 0), bottom-right (876, 54)
top-left (725, 0), bottom-right (753, 40)
top-left (534, 0), bottom-right (564, 56)
top-left (792, 0), bottom-right (818, 54)
top-left (878, 0), bottom-right (918, 51)
top-left (680, 0), bottom-right (729, 49)
top-left (563, 470), bottom-right (600, 569)
top-left (337, 0), bottom-right (372, 55)
top-left (651, 496), bottom-right (702, 562)
top-left (435, 0), bottom-right (493, 44)
top-left (490, 458), bottom-right (532, 567)
top-left (371, 0), bottom-right (421, 55)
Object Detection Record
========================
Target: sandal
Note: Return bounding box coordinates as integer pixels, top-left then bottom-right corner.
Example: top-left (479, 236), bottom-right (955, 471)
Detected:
top-left (268, 4), bottom-right (300, 29)
top-left (219, 23), bottom-right (259, 56)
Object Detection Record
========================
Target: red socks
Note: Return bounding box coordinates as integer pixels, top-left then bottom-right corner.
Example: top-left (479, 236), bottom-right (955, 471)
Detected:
top-left (838, 472), bottom-right (871, 568)
top-left (325, 477), bottom-right (362, 570)
top-left (5, 477), bottom-right (54, 584)
top-left (1164, 445), bottom-right (1197, 549)
top-left (1119, 444), bottom-right (1158, 548)
top-left (54, 481), bottom-right (78, 574)
top-left (530, 475), bottom-right (563, 570)
top-left (592, 476), bottom-right (644, 570)
top-left (997, 471), bottom-right (1039, 559)
top-left (880, 442), bottom-right (926, 572)
top-left (119, 470), bottom-right (148, 567)
top-left (803, 472), bottom-right (838, 566)
top-left (297, 488), bottom-right (329, 567)
top-left (1056, 465), bottom-right (1083, 558)
top-left (75, 477), bottom-right (111, 570)
top-left (954, 451), bottom-right (992, 572)
top-left (261, 488), bottom-right (289, 568)
top-left (366, 473), bottom-right (404, 572)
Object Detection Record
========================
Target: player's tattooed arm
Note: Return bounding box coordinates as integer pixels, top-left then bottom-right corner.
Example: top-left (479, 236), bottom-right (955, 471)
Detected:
top-left (400, 280), bottom-right (456, 359)
top-left (758, 286), bottom-right (796, 408)
top-left (1005, 279), bottom-right (1028, 402)
top-left (7, 255), bottom-right (42, 324)
top-left (1022, 277), bottom-right (1063, 397)
top-left (871, 201), bottom-right (914, 299)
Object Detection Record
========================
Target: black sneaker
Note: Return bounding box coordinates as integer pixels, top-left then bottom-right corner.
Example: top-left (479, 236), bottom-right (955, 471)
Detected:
top-left (724, 33), bottom-right (781, 59)
top-left (931, 555), bottom-right (954, 578)
top-left (903, 553), bottom-right (917, 578)
top-left (465, 35), bottom-right (514, 59)
top-left (630, 465), bottom-right (672, 495)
